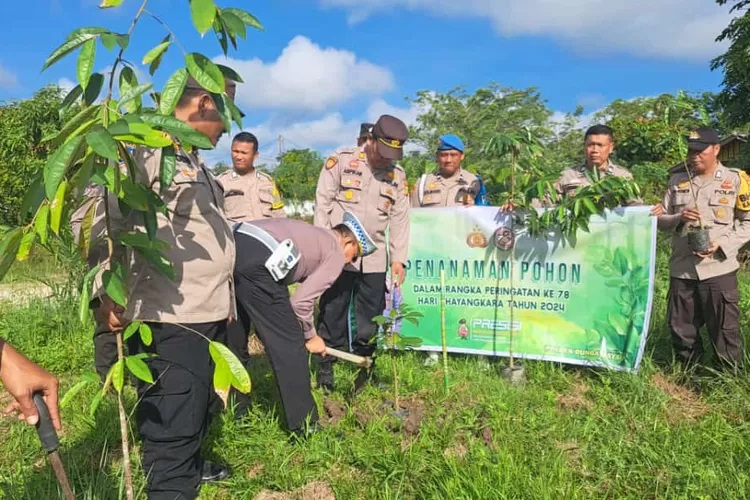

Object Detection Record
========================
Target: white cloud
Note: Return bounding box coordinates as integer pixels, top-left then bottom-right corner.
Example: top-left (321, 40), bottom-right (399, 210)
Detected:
top-left (202, 99), bottom-right (426, 167)
top-left (56, 78), bottom-right (76, 93)
top-left (215, 36), bottom-right (395, 112)
top-left (319, 0), bottom-right (731, 61)
top-left (0, 63), bottom-right (18, 88)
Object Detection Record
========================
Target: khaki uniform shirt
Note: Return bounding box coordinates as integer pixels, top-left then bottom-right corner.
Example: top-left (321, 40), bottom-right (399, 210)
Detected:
top-left (217, 169), bottom-right (285, 222)
top-left (313, 146), bottom-right (410, 274)
top-left (657, 162), bottom-right (750, 280)
top-left (537, 161), bottom-right (641, 207)
top-left (246, 218), bottom-right (345, 339)
top-left (83, 147), bottom-right (236, 324)
top-left (410, 169), bottom-right (479, 207)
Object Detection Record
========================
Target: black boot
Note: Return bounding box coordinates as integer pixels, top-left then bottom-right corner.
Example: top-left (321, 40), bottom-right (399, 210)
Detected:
top-left (317, 361), bottom-right (334, 392)
top-left (353, 362), bottom-right (377, 394)
top-left (201, 461), bottom-right (231, 483)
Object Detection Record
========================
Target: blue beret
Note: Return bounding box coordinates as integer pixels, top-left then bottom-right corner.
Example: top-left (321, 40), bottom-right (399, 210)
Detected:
top-left (437, 134), bottom-right (464, 152)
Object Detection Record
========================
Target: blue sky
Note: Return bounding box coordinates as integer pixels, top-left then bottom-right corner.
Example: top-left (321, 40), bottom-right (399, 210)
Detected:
top-left (0, 0), bottom-right (736, 165)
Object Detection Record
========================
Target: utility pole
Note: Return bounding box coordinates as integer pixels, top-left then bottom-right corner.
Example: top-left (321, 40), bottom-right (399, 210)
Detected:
top-left (277, 134), bottom-right (285, 156)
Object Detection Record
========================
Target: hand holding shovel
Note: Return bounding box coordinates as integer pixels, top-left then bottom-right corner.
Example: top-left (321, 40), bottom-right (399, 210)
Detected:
top-left (33, 393), bottom-right (75, 500)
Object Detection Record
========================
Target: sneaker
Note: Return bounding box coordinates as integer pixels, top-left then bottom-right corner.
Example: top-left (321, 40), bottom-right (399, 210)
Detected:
top-left (201, 461), bottom-right (231, 483)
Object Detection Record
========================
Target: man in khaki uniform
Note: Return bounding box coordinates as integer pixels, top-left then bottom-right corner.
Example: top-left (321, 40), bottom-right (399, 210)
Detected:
top-left (314, 114), bottom-right (410, 391)
top-left (545, 124), bottom-right (640, 205)
top-left (227, 212), bottom-right (375, 434)
top-left (658, 127), bottom-right (750, 370)
top-left (217, 132), bottom-right (285, 221)
top-left (411, 133), bottom-right (480, 208)
top-left (89, 77), bottom-right (239, 497)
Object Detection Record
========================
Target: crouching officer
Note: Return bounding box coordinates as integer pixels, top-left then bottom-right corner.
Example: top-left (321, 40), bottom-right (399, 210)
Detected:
top-left (658, 127), bottom-right (750, 371)
top-left (227, 211), bottom-right (376, 433)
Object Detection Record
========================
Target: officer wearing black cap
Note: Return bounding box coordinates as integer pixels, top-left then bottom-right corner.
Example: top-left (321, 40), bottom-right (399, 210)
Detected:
top-left (314, 114), bottom-right (410, 391)
top-left (658, 126), bottom-right (750, 370)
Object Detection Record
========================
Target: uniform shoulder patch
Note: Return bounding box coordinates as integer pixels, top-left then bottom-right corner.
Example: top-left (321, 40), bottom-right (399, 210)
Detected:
top-left (736, 171), bottom-right (750, 211)
top-left (325, 155), bottom-right (339, 170)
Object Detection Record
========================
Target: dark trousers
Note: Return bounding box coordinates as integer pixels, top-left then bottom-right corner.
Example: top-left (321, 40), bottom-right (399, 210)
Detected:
top-left (317, 270), bottom-right (386, 357)
top-left (93, 328), bottom-right (118, 381)
top-left (225, 304), bottom-right (253, 413)
top-left (667, 271), bottom-right (743, 368)
top-left (127, 321), bottom-right (226, 500)
top-left (231, 233), bottom-right (317, 431)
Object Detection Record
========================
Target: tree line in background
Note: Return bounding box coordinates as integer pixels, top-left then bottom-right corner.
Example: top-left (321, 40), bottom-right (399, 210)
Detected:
top-left (2, 0), bottom-right (750, 225)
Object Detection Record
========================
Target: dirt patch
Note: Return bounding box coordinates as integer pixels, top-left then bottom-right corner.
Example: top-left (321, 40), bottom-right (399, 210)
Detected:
top-left (254, 481), bottom-right (335, 500)
top-left (443, 432), bottom-right (470, 460)
top-left (555, 380), bottom-right (594, 412)
top-left (400, 398), bottom-right (425, 437)
top-left (352, 403), bottom-right (377, 428)
top-left (247, 462), bottom-right (264, 479)
top-left (479, 426), bottom-right (494, 450)
top-left (321, 398), bottom-right (347, 427)
top-left (248, 334), bottom-right (266, 356)
top-left (651, 373), bottom-right (709, 423)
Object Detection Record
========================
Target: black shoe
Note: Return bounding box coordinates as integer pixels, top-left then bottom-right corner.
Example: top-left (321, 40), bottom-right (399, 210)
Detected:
top-left (201, 461), bottom-right (231, 483)
top-left (317, 362), bottom-right (334, 392)
top-left (289, 422), bottom-right (320, 443)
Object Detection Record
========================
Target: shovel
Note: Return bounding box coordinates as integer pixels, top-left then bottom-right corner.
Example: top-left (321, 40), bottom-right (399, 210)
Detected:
top-left (33, 393), bottom-right (75, 500)
top-left (324, 347), bottom-right (372, 369)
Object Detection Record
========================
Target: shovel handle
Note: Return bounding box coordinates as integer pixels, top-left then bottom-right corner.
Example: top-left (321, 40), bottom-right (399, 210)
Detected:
top-left (325, 347), bottom-right (372, 368)
top-left (33, 393), bottom-right (59, 453)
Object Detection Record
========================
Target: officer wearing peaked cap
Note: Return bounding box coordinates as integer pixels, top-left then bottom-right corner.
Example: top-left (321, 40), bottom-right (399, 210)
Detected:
top-left (314, 114), bottom-right (410, 392)
top-left (227, 212), bottom-right (374, 433)
top-left (658, 127), bottom-right (750, 370)
top-left (411, 133), bottom-right (481, 208)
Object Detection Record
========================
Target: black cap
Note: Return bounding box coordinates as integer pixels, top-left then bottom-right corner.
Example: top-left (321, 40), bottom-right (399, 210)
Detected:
top-left (359, 123), bottom-right (374, 139)
top-left (687, 127), bottom-right (720, 151)
top-left (371, 115), bottom-right (408, 161)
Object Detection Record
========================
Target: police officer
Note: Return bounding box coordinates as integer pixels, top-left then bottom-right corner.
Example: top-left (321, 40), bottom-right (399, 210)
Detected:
top-left (91, 76), bottom-right (240, 498)
top-left (411, 133), bottom-right (480, 208)
top-left (658, 127), bottom-right (750, 371)
top-left (357, 122), bottom-right (373, 147)
top-left (217, 132), bottom-right (285, 222)
top-left (314, 114), bottom-right (410, 391)
top-left (228, 212), bottom-right (375, 433)
top-left (546, 124), bottom-right (640, 205)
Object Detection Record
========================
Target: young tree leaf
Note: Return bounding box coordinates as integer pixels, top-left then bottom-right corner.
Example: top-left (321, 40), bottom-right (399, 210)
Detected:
top-left (84, 73), bottom-right (105, 105)
top-left (50, 180), bottom-right (68, 235)
top-left (139, 323), bottom-right (153, 346)
top-left (216, 64), bottom-right (243, 83)
top-left (115, 34), bottom-right (130, 50)
top-left (43, 32), bottom-right (101, 71)
top-left (44, 104), bottom-right (100, 146)
top-left (223, 8), bottom-right (263, 30)
top-left (77, 38), bottom-right (96, 90)
top-left (123, 321), bottom-right (141, 341)
top-left (111, 358), bottom-right (125, 393)
top-left (44, 136), bottom-right (84, 200)
top-left (102, 265), bottom-right (127, 307)
top-left (60, 379), bottom-right (91, 409)
top-left (88, 388), bottom-right (104, 418)
top-left (209, 341), bottom-right (251, 393)
top-left (118, 83), bottom-right (154, 112)
top-left (16, 230), bottom-right (36, 262)
top-left (100, 33), bottom-right (117, 50)
top-left (35, 204), bottom-right (50, 245)
top-left (160, 145), bottom-right (176, 191)
top-left (78, 264), bottom-right (100, 325)
top-left (190, 0), bottom-right (217, 36)
top-left (60, 85), bottom-right (83, 115)
top-left (119, 178), bottom-right (151, 211)
top-left (159, 68), bottom-right (188, 115)
top-left (86, 125), bottom-right (120, 162)
top-left (119, 67), bottom-right (140, 114)
top-left (125, 355), bottom-right (154, 384)
top-left (134, 114), bottom-right (213, 149)
top-left (0, 228), bottom-right (23, 281)
top-left (213, 355), bottom-right (232, 393)
top-left (185, 53), bottom-right (224, 94)
top-left (220, 10), bottom-right (246, 39)
top-left (142, 40), bottom-right (171, 65)
top-left (100, 0), bottom-right (124, 8)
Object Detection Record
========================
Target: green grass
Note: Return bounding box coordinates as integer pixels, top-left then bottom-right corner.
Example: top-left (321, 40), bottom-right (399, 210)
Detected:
top-left (3, 253), bottom-right (750, 498)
